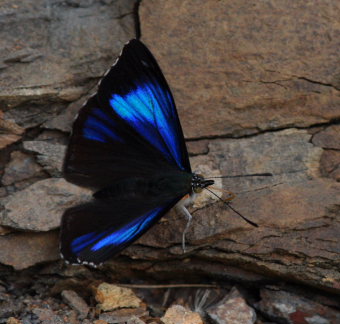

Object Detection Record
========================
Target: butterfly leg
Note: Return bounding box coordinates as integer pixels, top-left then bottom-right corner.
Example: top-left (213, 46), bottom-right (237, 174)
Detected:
top-left (180, 205), bottom-right (192, 252)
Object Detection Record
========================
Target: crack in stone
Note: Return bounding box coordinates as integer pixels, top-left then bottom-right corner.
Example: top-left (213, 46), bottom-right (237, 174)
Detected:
top-left (186, 120), bottom-right (340, 142)
top-left (295, 76), bottom-right (340, 91)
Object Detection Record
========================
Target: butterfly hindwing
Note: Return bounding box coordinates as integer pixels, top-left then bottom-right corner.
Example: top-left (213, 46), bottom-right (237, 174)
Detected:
top-left (60, 197), bottom-right (181, 265)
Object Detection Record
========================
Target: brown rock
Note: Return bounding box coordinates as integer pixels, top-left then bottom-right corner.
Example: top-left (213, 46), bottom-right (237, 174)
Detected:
top-left (0, 134), bottom-right (20, 150)
top-left (256, 288), bottom-right (340, 324)
top-left (0, 178), bottom-right (91, 231)
top-left (23, 141), bottom-right (66, 177)
top-left (61, 289), bottom-right (89, 319)
top-left (0, 0), bottom-right (136, 108)
top-left (207, 287), bottom-right (256, 324)
top-left (94, 321), bottom-right (109, 324)
top-left (2, 151), bottom-right (43, 185)
top-left (320, 150), bottom-right (340, 181)
top-left (6, 318), bottom-right (21, 324)
top-left (187, 140), bottom-right (209, 156)
top-left (0, 231), bottom-right (59, 270)
top-left (140, 1), bottom-right (340, 139)
top-left (32, 308), bottom-right (64, 324)
top-left (94, 320), bottom-right (109, 324)
top-left (0, 117), bottom-right (24, 135)
top-left (95, 283), bottom-right (142, 312)
top-left (99, 308), bottom-right (148, 323)
top-left (161, 305), bottom-right (203, 324)
top-left (312, 125), bottom-right (340, 149)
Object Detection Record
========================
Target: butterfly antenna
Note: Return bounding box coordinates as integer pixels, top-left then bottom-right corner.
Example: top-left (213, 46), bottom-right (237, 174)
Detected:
top-left (205, 188), bottom-right (258, 227)
top-left (208, 172), bottom-right (273, 179)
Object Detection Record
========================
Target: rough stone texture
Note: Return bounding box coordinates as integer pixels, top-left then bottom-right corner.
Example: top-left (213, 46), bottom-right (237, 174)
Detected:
top-left (0, 0), bottom-right (136, 108)
top-left (0, 231), bottom-right (59, 270)
top-left (104, 129), bottom-right (340, 293)
top-left (320, 150), bottom-right (340, 181)
top-left (2, 151), bottom-right (44, 185)
top-left (256, 288), bottom-right (340, 324)
top-left (0, 178), bottom-right (91, 231)
top-left (61, 289), bottom-right (89, 319)
top-left (207, 287), bottom-right (256, 324)
top-left (312, 125), bottom-right (340, 150)
top-left (140, 0), bottom-right (340, 139)
top-left (0, 134), bottom-right (21, 150)
top-left (23, 141), bottom-right (66, 177)
top-left (161, 305), bottom-right (203, 324)
top-left (95, 283), bottom-right (143, 312)
top-left (99, 308), bottom-right (149, 323)
top-left (32, 308), bottom-right (64, 324)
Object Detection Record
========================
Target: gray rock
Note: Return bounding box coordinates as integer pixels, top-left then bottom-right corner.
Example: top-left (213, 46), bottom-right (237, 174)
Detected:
top-left (207, 287), bottom-right (256, 324)
top-left (99, 308), bottom-right (149, 323)
top-left (2, 151), bottom-right (44, 185)
top-left (3, 48), bottom-right (43, 63)
top-left (23, 141), bottom-right (66, 176)
top-left (0, 178), bottom-right (91, 231)
top-left (32, 308), bottom-right (64, 324)
top-left (0, 0), bottom-right (136, 114)
top-left (256, 288), bottom-right (340, 324)
top-left (61, 290), bottom-right (89, 319)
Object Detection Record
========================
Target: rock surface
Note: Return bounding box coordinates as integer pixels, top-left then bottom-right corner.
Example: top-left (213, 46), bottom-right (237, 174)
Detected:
top-left (207, 287), bottom-right (256, 324)
top-left (2, 150), bottom-right (44, 185)
top-left (0, 231), bottom-right (59, 270)
top-left (95, 283), bottom-right (143, 312)
top-left (140, 0), bottom-right (340, 139)
top-left (161, 305), bottom-right (203, 324)
top-left (256, 287), bottom-right (340, 324)
top-left (0, 0), bottom-right (136, 108)
top-left (0, 178), bottom-right (91, 231)
top-left (61, 289), bottom-right (89, 319)
top-left (23, 141), bottom-right (66, 177)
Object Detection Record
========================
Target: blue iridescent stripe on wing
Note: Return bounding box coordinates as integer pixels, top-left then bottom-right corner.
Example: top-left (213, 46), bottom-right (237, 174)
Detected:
top-left (110, 81), bottom-right (183, 169)
top-left (83, 107), bottom-right (122, 143)
top-left (70, 206), bottom-right (163, 255)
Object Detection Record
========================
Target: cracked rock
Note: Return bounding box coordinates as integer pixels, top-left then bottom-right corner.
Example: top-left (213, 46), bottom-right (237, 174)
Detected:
top-left (2, 151), bottom-right (44, 185)
top-left (207, 287), bottom-right (256, 324)
top-left (0, 0), bottom-right (136, 107)
top-left (140, 0), bottom-right (340, 138)
top-left (23, 141), bottom-right (66, 177)
top-left (0, 178), bottom-right (91, 231)
top-left (312, 125), bottom-right (340, 150)
top-left (256, 288), bottom-right (340, 324)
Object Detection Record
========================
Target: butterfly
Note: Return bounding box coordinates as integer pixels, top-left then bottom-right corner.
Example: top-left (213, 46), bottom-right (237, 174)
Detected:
top-left (60, 39), bottom-right (215, 266)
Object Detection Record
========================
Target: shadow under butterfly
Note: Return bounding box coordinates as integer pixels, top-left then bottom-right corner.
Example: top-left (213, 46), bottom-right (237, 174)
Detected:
top-left (60, 39), bottom-right (262, 266)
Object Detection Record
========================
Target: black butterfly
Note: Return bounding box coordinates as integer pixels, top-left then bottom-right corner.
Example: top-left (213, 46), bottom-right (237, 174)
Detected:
top-left (60, 39), bottom-right (214, 266)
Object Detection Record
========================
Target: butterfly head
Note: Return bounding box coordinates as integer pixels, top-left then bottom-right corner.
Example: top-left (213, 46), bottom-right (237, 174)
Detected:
top-left (192, 173), bottom-right (214, 193)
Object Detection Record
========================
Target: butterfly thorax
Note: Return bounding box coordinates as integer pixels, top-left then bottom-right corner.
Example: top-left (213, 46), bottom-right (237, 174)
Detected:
top-left (93, 171), bottom-right (193, 201)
